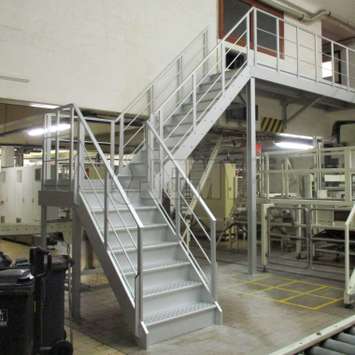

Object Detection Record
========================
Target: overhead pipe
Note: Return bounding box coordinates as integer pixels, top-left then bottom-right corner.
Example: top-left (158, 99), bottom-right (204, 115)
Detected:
top-left (258, 0), bottom-right (355, 34)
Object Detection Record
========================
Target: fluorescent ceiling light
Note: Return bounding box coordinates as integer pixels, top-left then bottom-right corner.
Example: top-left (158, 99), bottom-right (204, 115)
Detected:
top-left (274, 141), bottom-right (313, 150)
top-left (27, 123), bottom-right (70, 137)
top-left (30, 103), bottom-right (58, 109)
top-left (278, 133), bottom-right (314, 140)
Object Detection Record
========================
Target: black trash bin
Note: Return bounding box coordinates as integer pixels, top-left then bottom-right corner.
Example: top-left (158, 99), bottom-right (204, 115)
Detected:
top-left (0, 268), bottom-right (35, 355)
top-left (42, 255), bottom-right (71, 351)
top-left (30, 248), bottom-right (73, 355)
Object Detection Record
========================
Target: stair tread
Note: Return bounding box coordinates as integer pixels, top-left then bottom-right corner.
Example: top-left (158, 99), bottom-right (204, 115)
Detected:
top-left (144, 280), bottom-right (202, 298)
top-left (112, 241), bottom-right (179, 253)
top-left (109, 223), bottom-right (168, 232)
top-left (144, 302), bottom-right (216, 326)
top-left (107, 222), bottom-right (169, 232)
top-left (123, 260), bottom-right (189, 275)
top-left (91, 205), bottom-right (156, 213)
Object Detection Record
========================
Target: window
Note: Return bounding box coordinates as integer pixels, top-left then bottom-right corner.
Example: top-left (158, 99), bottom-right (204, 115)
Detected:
top-left (219, 0), bottom-right (285, 58)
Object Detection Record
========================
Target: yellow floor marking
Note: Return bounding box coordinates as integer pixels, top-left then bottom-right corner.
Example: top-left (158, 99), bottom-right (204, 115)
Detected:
top-left (312, 297), bottom-right (344, 310)
top-left (279, 285), bottom-right (328, 302)
top-left (230, 273), bottom-right (345, 311)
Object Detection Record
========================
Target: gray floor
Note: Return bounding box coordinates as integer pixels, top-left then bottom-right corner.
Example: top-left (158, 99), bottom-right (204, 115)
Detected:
top-left (75, 261), bottom-right (353, 355)
top-left (1, 238), bottom-right (353, 355)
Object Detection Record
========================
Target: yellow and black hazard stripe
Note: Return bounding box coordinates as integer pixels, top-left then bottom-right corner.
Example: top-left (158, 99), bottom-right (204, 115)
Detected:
top-left (260, 117), bottom-right (284, 133)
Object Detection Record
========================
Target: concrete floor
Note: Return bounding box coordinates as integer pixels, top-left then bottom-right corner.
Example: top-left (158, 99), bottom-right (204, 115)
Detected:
top-left (0, 238), bottom-right (353, 355)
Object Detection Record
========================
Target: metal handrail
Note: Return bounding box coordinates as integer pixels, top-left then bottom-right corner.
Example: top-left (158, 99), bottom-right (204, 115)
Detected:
top-left (115, 26), bottom-right (208, 122)
top-left (73, 104), bottom-right (144, 230)
top-left (43, 103), bottom-right (145, 336)
top-left (146, 121), bottom-right (216, 222)
top-left (345, 204), bottom-right (355, 299)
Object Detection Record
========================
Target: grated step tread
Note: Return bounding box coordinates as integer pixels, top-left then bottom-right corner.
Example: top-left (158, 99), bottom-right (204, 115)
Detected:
top-left (112, 241), bottom-right (179, 253)
top-left (91, 205), bottom-right (156, 213)
top-left (122, 260), bottom-right (189, 275)
top-left (144, 281), bottom-right (201, 298)
top-left (144, 302), bottom-right (215, 326)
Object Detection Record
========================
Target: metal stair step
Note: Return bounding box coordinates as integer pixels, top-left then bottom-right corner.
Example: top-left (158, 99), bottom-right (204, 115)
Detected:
top-left (112, 241), bottom-right (179, 254)
top-left (105, 223), bottom-right (172, 248)
top-left (124, 260), bottom-right (190, 276)
top-left (144, 302), bottom-right (216, 327)
top-left (143, 280), bottom-right (202, 298)
top-left (92, 204), bottom-right (164, 227)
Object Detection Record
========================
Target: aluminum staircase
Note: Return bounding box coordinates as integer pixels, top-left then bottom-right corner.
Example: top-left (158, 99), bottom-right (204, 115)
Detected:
top-left (40, 6), bottom-right (355, 349)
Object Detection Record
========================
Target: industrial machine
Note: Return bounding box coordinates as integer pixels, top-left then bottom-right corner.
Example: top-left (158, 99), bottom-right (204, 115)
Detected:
top-left (258, 144), bottom-right (355, 305)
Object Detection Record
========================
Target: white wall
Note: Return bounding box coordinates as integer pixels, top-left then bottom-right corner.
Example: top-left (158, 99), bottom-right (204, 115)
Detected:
top-left (0, 0), bottom-right (217, 112)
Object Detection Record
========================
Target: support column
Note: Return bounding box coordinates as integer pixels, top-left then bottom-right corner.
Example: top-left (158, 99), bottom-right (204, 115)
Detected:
top-left (247, 77), bottom-right (257, 275)
top-left (40, 205), bottom-right (47, 248)
top-left (1, 146), bottom-right (15, 168)
top-left (72, 209), bottom-right (82, 322)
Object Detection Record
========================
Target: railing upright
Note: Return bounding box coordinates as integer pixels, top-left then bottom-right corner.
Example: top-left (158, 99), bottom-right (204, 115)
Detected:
top-left (119, 114), bottom-right (124, 169)
top-left (175, 168), bottom-right (181, 237)
top-left (110, 120), bottom-right (115, 172)
top-left (104, 169), bottom-right (108, 250)
top-left (345, 205), bottom-right (355, 300)
top-left (210, 219), bottom-right (217, 300)
top-left (192, 73), bottom-right (197, 128)
top-left (346, 48), bottom-right (351, 90)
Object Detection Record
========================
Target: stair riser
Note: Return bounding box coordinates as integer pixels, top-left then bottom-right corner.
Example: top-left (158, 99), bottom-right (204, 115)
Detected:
top-left (197, 89), bottom-right (221, 102)
top-left (94, 209), bottom-right (164, 227)
top-left (147, 308), bottom-right (217, 346)
top-left (143, 286), bottom-right (203, 318)
top-left (164, 122), bottom-right (192, 137)
top-left (126, 265), bottom-right (192, 291)
top-left (208, 70), bottom-right (236, 82)
top-left (181, 99), bottom-right (214, 114)
top-left (124, 163), bottom-right (148, 177)
top-left (83, 191), bottom-right (154, 207)
top-left (106, 227), bottom-right (173, 249)
top-left (118, 177), bottom-right (148, 189)
top-left (114, 245), bottom-right (185, 271)
top-left (166, 134), bottom-right (186, 150)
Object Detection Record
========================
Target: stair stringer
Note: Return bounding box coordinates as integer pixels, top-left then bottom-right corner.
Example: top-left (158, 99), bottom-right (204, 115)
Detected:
top-left (172, 65), bottom-right (252, 161)
top-left (75, 193), bottom-right (149, 348)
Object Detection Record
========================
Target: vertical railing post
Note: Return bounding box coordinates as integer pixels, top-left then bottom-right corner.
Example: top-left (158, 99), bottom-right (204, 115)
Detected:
top-left (104, 169), bottom-right (108, 250)
top-left (253, 8), bottom-right (258, 65)
top-left (246, 11), bottom-right (250, 59)
top-left (159, 110), bottom-right (164, 198)
top-left (345, 148), bottom-right (352, 203)
top-left (221, 42), bottom-right (226, 93)
top-left (346, 48), bottom-right (351, 90)
top-left (210, 219), bottom-right (217, 300)
top-left (331, 41), bottom-right (335, 85)
top-left (69, 106), bottom-right (75, 188)
top-left (110, 120), bottom-right (115, 173)
top-left (119, 114), bottom-right (124, 170)
top-left (203, 29), bottom-right (209, 76)
top-left (76, 119), bottom-right (85, 198)
top-left (177, 56), bottom-right (183, 104)
top-left (175, 168), bottom-right (181, 238)
top-left (192, 73), bottom-right (197, 128)
top-left (314, 34), bottom-right (318, 82)
top-left (55, 110), bottom-right (60, 186)
top-left (135, 226), bottom-right (143, 336)
top-left (296, 26), bottom-right (300, 78)
top-left (345, 221), bottom-right (350, 295)
top-left (276, 18), bottom-right (280, 71)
